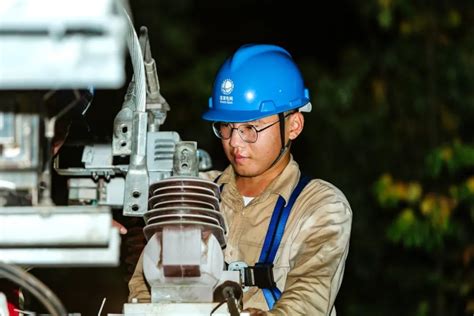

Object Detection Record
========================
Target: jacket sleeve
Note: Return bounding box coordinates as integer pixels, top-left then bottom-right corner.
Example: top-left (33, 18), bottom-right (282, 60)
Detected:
top-left (128, 250), bottom-right (152, 303)
top-left (268, 201), bottom-right (352, 316)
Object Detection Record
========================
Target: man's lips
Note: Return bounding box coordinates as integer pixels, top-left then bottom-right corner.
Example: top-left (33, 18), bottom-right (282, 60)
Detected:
top-left (233, 152), bottom-right (248, 163)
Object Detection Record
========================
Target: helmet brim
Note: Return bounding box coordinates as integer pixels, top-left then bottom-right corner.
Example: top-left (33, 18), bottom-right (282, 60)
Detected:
top-left (202, 101), bottom-right (310, 123)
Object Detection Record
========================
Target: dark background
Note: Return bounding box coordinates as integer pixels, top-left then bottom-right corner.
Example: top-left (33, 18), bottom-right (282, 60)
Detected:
top-left (29, 0), bottom-right (474, 315)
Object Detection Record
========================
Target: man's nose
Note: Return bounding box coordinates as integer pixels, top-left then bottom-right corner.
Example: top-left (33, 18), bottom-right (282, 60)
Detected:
top-left (229, 127), bottom-right (244, 147)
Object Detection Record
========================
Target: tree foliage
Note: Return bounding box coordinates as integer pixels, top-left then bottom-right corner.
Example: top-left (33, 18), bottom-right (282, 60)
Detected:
top-left (374, 142), bottom-right (474, 315)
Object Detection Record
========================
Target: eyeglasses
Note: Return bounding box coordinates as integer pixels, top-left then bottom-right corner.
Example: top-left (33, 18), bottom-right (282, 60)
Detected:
top-left (212, 113), bottom-right (293, 143)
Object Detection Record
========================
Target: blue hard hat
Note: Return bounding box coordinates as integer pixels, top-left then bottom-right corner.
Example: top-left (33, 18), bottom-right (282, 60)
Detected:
top-left (202, 44), bottom-right (311, 123)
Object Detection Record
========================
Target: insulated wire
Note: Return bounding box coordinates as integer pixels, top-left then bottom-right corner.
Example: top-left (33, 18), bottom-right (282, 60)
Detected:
top-left (0, 262), bottom-right (66, 316)
top-left (122, 7), bottom-right (146, 113)
top-left (121, 5), bottom-right (148, 167)
top-left (209, 299), bottom-right (227, 315)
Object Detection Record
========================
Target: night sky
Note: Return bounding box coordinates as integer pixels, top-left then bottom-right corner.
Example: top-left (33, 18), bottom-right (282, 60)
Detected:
top-left (132, 0), bottom-right (365, 65)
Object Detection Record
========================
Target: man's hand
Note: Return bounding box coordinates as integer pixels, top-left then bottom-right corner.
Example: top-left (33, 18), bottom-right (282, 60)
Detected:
top-left (112, 219), bottom-right (128, 234)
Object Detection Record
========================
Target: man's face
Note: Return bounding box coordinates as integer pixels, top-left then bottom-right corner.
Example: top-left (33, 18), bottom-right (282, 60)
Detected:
top-left (221, 114), bottom-right (285, 177)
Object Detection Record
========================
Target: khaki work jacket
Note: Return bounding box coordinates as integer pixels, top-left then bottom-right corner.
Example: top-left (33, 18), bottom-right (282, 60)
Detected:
top-left (129, 157), bottom-right (352, 315)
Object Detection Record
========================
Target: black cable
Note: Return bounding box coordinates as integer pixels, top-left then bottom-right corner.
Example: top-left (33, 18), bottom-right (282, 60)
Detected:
top-left (210, 299), bottom-right (227, 315)
top-left (0, 262), bottom-right (67, 316)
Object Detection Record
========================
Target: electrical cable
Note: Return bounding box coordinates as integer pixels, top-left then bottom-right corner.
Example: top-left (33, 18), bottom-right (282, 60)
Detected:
top-left (0, 262), bottom-right (66, 316)
top-left (209, 299), bottom-right (227, 315)
top-left (122, 7), bottom-right (146, 113)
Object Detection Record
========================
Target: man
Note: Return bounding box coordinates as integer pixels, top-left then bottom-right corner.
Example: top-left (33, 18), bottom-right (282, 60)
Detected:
top-left (129, 44), bottom-right (352, 315)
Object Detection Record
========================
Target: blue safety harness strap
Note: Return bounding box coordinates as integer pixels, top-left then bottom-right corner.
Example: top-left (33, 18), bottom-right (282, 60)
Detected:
top-left (214, 173), bottom-right (312, 309)
top-left (258, 175), bottom-right (312, 309)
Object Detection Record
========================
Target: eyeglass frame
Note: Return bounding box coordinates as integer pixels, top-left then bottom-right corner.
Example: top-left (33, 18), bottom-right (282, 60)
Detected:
top-left (211, 112), bottom-right (294, 144)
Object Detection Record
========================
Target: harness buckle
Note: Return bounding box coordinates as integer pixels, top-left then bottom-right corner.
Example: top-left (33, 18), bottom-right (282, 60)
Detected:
top-left (251, 263), bottom-right (276, 289)
top-left (228, 261), bottom-right (276, 289)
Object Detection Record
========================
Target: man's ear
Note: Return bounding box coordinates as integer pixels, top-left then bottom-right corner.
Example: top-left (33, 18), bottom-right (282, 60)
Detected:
top-left (288, 112), bottom-right (304, 140)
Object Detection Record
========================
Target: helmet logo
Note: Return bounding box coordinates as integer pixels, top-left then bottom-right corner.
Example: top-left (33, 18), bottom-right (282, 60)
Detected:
top-left (221, 79), bottom-right (234, 95)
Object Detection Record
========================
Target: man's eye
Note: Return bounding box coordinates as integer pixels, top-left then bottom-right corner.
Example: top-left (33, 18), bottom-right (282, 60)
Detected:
top-left (220, 123), bottom-right (231, 128)
top-left (242, 125), bottom-right (255, 131)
